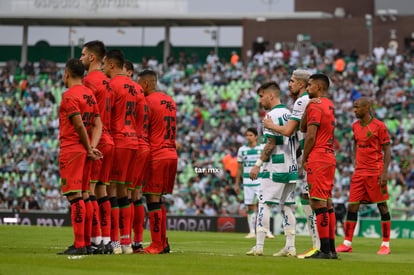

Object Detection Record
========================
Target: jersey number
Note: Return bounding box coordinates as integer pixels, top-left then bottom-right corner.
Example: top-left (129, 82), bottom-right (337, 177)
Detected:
top-left (82, 112), bottom-right (94, 128)
top-left (163, 116), bottom-right (175, 140)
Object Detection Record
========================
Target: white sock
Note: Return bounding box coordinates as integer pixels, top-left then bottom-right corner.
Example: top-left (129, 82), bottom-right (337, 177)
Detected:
top-left (381, 241), bottom-right (390, 247)
top-left (256, 203), bottom-right (270, 249)
top-left (303, 204), bottom-right (320, 249)
top-left (102, 237), bottom-right (111, 245)
top-left (344, 240), bottom-right (352, 247)
top-left (91, 236), bottom-right (102, 245)
top-left (282, 205), bottom-right (296, 248)
top-left (248, 211), bottom-right (256, 234)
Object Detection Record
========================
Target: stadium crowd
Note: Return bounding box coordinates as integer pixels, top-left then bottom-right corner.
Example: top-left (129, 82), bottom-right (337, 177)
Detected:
top-left (1, 42), bottom-right (414, 219)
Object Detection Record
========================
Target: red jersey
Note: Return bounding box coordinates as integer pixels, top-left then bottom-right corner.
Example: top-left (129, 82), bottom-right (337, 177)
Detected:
top-left (134, 84), bottom-right (150, 150)
top-left (146, 92), bottom-right (177, 160)
top-left (59, 84), bottom-right (100, 148)
top-left (353, 118), bottom-right (390, 175)
top-left (306, 97), bottom-right (336, 163)
top-left (83, 70), bottom-right (114, 145)
top-left (109, 75), bottom-right (139, 149)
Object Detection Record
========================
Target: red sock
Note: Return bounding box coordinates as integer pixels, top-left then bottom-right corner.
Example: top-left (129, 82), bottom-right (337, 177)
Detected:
top-left (70, 198), bottom-right (85, 248)
top-left (91, 197), bottom-right (101, 242)
top-left (118, 197), bottom-right (132, 245)
top-left (381, 221), bottom-right (391, 242)
top-left (109, 197), bottom-right (119, 242)
top-left (161, 203), bottom-right (167, 247)
top-left (98, 197), bottom-right (111, 240)
top-left (133, 200), bottom-right (145, 243)
top-left (315, 207), bottom-right (330, 253)
top-left (84, 199), bottom-right (93, 246)
top-left (148, 203), bottom-right (163, 248)
top-left (344, 221), bottom-right (357, 242)
top-left (328, 208), bottom-right (336, 240)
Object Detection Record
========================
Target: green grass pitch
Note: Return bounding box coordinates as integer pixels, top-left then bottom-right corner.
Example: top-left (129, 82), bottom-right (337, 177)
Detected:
top-left (0, 226), bottom-right (412, 275)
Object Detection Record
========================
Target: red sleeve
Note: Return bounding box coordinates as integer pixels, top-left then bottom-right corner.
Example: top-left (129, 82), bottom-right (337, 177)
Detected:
top-left (63, 94), bottom-right (81, 119)
top-left (379, 123), bottom-right (390, 145)
top-left (307, 104), bottom-right (322, 126)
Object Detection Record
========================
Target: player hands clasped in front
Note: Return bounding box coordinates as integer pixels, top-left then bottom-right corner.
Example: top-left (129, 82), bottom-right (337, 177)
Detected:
top-left (336, 97), bottom-right (392, 255)
top-left (80, 40), bottom-right (114, 254)
top-left (235, 128), bottom-right (274, 239)
top-left (300, 74), bottom-right (337, 259)
top-left (246, 82), bottom-right (298, 257)
top-left (138, 69), bottom-right (178, 254)
top-left (262, 69), bottom-right (320, 258)
top-left (57, 59), bottom-right (103, 255)
top-left (103, 49), bottom-right (140, 254)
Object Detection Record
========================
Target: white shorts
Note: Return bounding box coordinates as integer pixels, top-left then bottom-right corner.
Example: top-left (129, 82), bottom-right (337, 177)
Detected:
top-left (259, 178), bottom-right (296, 205)
top-left (243, 185), bottom-right (260, 205)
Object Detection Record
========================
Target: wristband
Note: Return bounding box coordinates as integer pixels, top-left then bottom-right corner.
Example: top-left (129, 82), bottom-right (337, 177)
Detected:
top-left (255, 159), bottom-right (263, 167)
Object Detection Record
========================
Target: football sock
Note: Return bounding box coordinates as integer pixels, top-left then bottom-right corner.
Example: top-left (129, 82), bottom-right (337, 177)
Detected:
top-left (90, 195), bottom-right (102, 245)
top-left (381, 212), bottom-right (391, 246)
top-left (344, 212), bottom-right (358, 246)
top-left (98, 196), bottom-right (111, 245)
top-left (147, 202), bottom-right (163, 247)
top-left (118, 196), bottom-right (132, 245)
top-left (256, 203), bottom-right (270, 250)
top-left (129, 198), bottom-right (134, 234)
top-left (247, 210), bottom-right (256, 234)
top-left (70, 198), bottom-right (85, 248)
top-left (303, 202), bottom-right (320, 249)
top-left (315, 207), bottom-right (330, 253)
top-left (84, 197), bottom-right (93, 246)
top-left (282, 205), bottom-right (296, 248)
top-left (133, 198), bottom-right (145, 244)
top-left (160, 202), bottom-right (167, 247)
top-left (328, 207), bottom-right (336, 253)
top-left (109, 196), bottom-right (119, 243)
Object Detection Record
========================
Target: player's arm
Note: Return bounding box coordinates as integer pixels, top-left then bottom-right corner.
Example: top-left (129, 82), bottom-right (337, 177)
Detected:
top-left (300, 109), bottom-right (308, 132)
top-left (249, 136), bottom-right (276, 180)
top-left (263, 118), bottom-right (298, 137)
top-left (379, 143), bottom-right (391, 187)
top-left (71, 114), bottom-right (100, 160)
top-left (235, 162), bottom-right (243, 194)
top-left (302, 124), bottom-right (318, 169)
top-left (352, 137), bottom-right (357, 168)
top-left (90, 115), bottom-right (103, 148)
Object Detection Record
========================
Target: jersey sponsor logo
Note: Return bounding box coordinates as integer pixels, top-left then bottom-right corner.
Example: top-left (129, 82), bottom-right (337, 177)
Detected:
top-left (83, 94), bottom-right (96, 107)
top-left (124, 84), bottom-right (138, 96)
top-left (161, 100), bottom-right (176, 111)
top-left (123, 132), bottom-right (137, 137)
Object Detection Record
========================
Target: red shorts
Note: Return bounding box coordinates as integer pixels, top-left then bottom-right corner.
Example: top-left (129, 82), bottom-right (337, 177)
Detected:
top-left (83, 159), bottom-right (93, 192)
top-left (349, 174), bottom-right (389, 204)
top-left (306, 162), bottom-right (335, 201)
top-left (110, 148), bottom-right (137, 185)
top-left (143, 159), bottom-right (177, 195)
top-left (59, 146), bottom-right (86, 195)
top-left (90, 143), bottom-right (114, 185)
top-left (127, 149), bottom-right (150, 190)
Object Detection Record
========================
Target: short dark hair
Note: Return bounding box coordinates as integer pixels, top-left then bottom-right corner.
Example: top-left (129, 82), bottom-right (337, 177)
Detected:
top-left (138, 69), bottom-right (157, 78)
top-left (65, 58), bottom-right (84, 78)
top-left (124, 60), bottom-right (134, 77)
top-left (83, 40), bottom-right (106, 61)
top-left (257, 81), bottom-right (280, 95)
top-left (106, 49), bottom-right (124, 69)
top-left (309, 73), bottom-right (330, 90)
top-left (246, 127), bottom-right (258, 136)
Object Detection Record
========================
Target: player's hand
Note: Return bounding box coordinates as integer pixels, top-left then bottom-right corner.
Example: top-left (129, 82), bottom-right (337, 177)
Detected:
top-left (302, 160), bottom-right (307, 170)
top-left (235, 183), bottom-right (240, 194)
top-left (379, 172), bottom-right (388, 188)
top-left (249, 166), bottom-right (260, 180)
top-left (262, 117), bottom-right (274, 130)
top-left (87, 148), bottom-right (103, 160)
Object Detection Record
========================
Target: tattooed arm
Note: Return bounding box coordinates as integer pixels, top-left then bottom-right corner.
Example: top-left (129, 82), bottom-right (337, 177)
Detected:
top-left (249, 136), bottom-right (276, 180)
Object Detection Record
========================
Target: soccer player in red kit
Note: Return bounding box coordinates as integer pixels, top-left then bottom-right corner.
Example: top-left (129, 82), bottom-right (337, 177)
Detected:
top-left (139, 69), bottom-right (177, 254)
top-left (102, 49), bottom-right (139, 254)
top-left (336, 97), bottom-right (391, 255)
top-left (301, 74), bottom-right (337, 259)
top-left (80, 40), bottom-right (114, 254)
top-left (57, 59), bottom-right (102, 255)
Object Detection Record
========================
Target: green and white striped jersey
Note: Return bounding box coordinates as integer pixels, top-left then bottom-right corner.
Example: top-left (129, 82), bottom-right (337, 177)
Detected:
top-left (262, 104), bottom-right (298, 183)
top-left (237, 143), bottom-right (264, 186)
top-left (290, 92), bottom-right (310, 151)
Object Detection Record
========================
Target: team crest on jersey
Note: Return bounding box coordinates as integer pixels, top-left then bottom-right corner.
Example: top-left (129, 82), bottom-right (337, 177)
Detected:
top-left (367, 131), bottom-right (372, 138)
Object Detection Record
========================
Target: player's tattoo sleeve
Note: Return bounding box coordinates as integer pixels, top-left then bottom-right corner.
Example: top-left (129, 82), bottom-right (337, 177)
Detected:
top-left (260, 136), bottom-right (276, 161)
